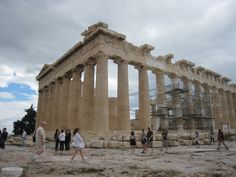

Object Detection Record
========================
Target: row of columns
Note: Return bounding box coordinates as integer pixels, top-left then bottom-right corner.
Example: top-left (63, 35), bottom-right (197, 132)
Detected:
top-left (36, 52), bottom-right (236, 132)
top-left (36, 53), bottom-right (152, 132)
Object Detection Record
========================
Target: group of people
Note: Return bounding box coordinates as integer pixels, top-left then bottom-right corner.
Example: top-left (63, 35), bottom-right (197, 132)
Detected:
top-left (54, 129), bottom-right (71, 151)
top-left (194, 129), bottom-right (229, 150)
top-left (129, 127), bottom-right (168, 154)
top-left (32, 121), bottom-right (230, 162)
top-left (32, 121), bottom-right (86, 162)
top-left (0, 128), bottom-right (8, 149)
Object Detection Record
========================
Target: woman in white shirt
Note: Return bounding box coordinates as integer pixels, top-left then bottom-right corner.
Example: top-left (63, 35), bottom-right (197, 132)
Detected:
top-left (71, 128), bottom-right (86, 162)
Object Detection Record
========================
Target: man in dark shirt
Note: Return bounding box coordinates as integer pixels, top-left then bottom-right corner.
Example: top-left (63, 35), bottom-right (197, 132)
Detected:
top-left (217, 129), bottom-right (229, 150)
top-left (161, 129), bottom-right (168, 151)
top-left (146, 127), bottom-right (153, 152)
top-left (2, 128), bottom-right (8, 149)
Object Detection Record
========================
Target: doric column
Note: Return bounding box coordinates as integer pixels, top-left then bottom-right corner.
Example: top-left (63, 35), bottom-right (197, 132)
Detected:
top-left (212, 87), bottom-right (222, 129)
top-left (41, 86), bottom-right (49, 124)
top-left (68, 67), bottom-right (82, 130)
top-left (46, 82), bottom-right (55, 131)
top-left (59, 73), bottom-right (72, 129)
top-left (137, 65), bottom-right (150, 129)
top-left (82, 61), bottom-right (95, 130)
top-left (202, 84), bottom-right (212, 117)
top-left (52, 78), bottom-right (62, 130)
top-left (181, 77), bottom-right (194, 115)
top-left (202, 84), bottom-right (214, 128)
top-left (233, 93), bottom-right (236, 128)
top-left (169, 74), bottom-right (182, 117)
top-left (36, 90), bottom-right (43, 128)
top-left (219, 89), bottom-right (230, 125)
top-left (116, 59), bottom-right (130, 130)
top-left (154, 70), bottom-right (165, 105)
top-left (193, 81), bottom-right (204, 115)
top-left (94, 52), bottom-right (109, 131)
top-left (226, 91), bottom-right (235, 129)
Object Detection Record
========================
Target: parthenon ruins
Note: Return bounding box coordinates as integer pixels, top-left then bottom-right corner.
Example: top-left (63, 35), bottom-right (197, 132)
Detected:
top-left (36, 22), bottom-right (236, 136)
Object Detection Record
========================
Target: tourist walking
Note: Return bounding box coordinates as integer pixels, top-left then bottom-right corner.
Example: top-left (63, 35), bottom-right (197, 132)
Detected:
top-left (146, 127), bottom-right (153, 152)
top-left (32, 121), bottom-right (46, 161)
top-left (209, 128), bottom-right (215, 144)
top-left (140, 129), bottom-right (147, 153)
top-left (22, 129), bottom-right (27, 147)
top-left (65, 129), bottom-right (71, 151)
top-left (54, 129), bottom-right (60, 151)
top-left (0, 129), bottom-right (4, 149)
top-left (161, 129), bottom-right (168, 151)
top-left (194, 131), bottom-right (200, 148)
top-left (71, 128), bottom-right (86, 162)
top-left (2, 128), bottom-right (8, 149)
top-left (130, 131), bottom-right (137, 154)
top-left (59, 130), bottom-right (65, 151)
top-left (217, 129), bottom-right (229, 150)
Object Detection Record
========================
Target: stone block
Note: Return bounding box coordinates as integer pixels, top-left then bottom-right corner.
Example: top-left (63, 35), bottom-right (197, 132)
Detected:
top-left (154, 134), bottom-right (162, 141)
top-left (1, 167), bottom-right (23, 177)
top-left (179, 139), bottom-right (190, 146)
top-left (203, 139), bottom-right (211, 145)
top-left (91, 141), bottom-right (105, 148)
top-left (168, 140), bottom-right (179, 146)
top-left (153, 141), bottom-right (162, 147)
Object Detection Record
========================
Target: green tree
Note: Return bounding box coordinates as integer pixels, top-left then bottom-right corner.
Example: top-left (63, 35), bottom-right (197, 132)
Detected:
top-left (13, 105), bottom-right (37, 135)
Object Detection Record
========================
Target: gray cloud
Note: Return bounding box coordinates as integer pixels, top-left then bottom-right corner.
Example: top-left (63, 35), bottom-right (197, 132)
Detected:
top-left (0, 0), bottom-right (235, 84)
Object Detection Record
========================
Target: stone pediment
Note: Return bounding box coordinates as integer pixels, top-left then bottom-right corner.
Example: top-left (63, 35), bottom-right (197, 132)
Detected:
top-left (36, 64), bottom-right (53, 80)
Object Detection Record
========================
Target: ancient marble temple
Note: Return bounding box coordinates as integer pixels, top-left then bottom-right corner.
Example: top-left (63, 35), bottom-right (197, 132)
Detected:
top-left (36, 22), bottom-right (236, 135)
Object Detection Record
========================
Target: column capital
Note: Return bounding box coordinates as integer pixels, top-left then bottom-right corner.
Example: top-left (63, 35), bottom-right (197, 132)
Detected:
top-left (113, 58), bottom-right (129, 65)
top-left (134, 64), bottom-right (146, 70)
top-left (94, 51), bottom-right (108, 60)
top-left (152, 69), bottom-right (165, 75)
top-left (181, 76), bottom-right (190, 83)
top-left (168, 73), bottom-right (178, 79)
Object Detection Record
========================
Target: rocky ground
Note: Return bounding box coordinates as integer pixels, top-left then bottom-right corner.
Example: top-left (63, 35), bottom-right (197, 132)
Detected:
top-left (0, 141), bottom-right (236, 177)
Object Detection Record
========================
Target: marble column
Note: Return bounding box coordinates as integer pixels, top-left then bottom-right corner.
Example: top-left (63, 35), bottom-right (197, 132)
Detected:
top-left (182, 77), bottom-right (194, 115)
top-left (36, 90), bottom-right (43, 128)
top-left (154, 70), bottom-right (165, 105)
top-left (41, 86), bottom-right (49, 123)
top-left (202, 84), bottom-right (213, 117)
top-left (46, 82), bottom-right (55, 131)
top-left (94, 52), bottom-right (109, 131)
top-left (212, 87), bottom-right (222, 129)
top-left (52, 78), bottom-right (62, 130)
top-left (202, 84), bottom-right (214, 128)
top-left (226, 91), bottom-right (235, 129)
top-left (220, 89), bottom-right (230, 125)
top-left (59, 73), bottom-right (71, 129)
top-left (137, 65), bottom-right (150, 129)
top-left (116, 59), bottom-right (130, 130)
top-left (233, 93), bottom-right (236, 128)
top-left (153, 69), bottom-right (166, 130)
top-left (169, 74), bottom-right (182, 117)
top-left (82, 61), bottom-right (95, 130)
top-left (193, 81), bottom-right (204, 115)
top-left (68, 67), bottom-right (82, 130)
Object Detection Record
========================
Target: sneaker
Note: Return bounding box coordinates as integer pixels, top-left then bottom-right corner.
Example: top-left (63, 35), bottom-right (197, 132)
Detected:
top-left (82, 160), bottom-right (88, 164)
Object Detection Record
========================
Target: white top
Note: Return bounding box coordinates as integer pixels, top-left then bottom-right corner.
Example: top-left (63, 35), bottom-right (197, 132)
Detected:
top-left (36, 126), bottom-right (45, 143)
top-left (59, 132), bottom-right (65, 141)
top-left (72, 133), bottom-right (84, 148)
top-left (22, 131), bottom-right (27, 138)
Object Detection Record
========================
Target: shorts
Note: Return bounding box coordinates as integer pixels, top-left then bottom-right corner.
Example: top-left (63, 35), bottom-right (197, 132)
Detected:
top-left (162, 140), bottom-right (168, 147)
top-left (147, 141), bottom-right (153, 148)
top-left (35, 143), bottom-right (45, 151)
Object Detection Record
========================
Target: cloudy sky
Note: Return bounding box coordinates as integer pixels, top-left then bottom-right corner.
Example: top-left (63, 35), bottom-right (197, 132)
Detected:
top-left (0, 0), bottom-right (236, 133)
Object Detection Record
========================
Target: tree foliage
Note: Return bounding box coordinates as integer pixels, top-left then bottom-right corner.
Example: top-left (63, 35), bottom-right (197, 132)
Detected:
top-left (13, 104), bottom-right (36, 135)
